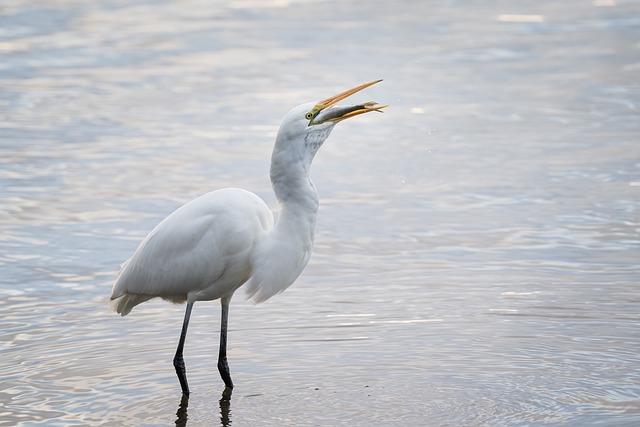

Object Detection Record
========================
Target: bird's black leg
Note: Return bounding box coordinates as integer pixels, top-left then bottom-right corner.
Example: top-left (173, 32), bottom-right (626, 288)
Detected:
top-left (218, 296), bottom-right (234, 389)
top-left (174, 302), bottom-right (194, 395)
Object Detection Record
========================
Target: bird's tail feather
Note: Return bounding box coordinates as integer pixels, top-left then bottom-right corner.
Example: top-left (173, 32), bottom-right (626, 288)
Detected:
top-left (110, 293), bottom-right (153, 316)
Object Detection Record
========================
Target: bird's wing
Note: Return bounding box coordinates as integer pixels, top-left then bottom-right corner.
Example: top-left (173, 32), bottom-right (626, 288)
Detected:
top-left (111, 188), bottom-right (273, 302)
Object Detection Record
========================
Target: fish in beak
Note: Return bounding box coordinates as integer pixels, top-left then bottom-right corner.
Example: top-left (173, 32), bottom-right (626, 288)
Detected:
top-left (307, 80), bottom-right (388, 126)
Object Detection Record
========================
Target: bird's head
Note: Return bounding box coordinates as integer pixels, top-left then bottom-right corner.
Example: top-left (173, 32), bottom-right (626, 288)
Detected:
top-left (273, 80), bottom-right (387, 168)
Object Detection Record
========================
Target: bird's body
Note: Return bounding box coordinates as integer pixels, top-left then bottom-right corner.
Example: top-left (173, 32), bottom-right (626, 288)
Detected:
top-left (111, 188), bottom-right (274, 314)
top-left (110, 80), bottom-right (385, 394)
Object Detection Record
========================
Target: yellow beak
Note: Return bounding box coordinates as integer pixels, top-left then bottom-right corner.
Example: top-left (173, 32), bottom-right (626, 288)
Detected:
top-left (307, 79), bottom-right (388, 124)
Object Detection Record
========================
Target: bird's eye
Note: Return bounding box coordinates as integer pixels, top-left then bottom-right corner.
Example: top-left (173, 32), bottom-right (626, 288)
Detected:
top-left (305, 112), bottom-right (313, 120)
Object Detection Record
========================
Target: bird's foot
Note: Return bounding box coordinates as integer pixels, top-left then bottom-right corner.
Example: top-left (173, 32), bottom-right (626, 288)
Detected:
top-left (217, 359), bottom-right (234, 389)
top-left (221, 386), bottom-right (233, 400)
top-left (174, 355), bottom-right (190, 395)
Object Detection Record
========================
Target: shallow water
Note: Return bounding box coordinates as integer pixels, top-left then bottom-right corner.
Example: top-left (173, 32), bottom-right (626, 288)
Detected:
top-left (1, 0), bottom-right (640, 425)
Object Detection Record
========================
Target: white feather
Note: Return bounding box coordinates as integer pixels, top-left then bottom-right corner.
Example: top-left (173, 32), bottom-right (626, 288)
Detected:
top-left (110, 103), bottom-right (336, 314)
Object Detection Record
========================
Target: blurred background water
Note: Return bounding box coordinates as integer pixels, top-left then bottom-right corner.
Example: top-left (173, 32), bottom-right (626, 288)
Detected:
top-left (1, 0), bottom-right (639, 425)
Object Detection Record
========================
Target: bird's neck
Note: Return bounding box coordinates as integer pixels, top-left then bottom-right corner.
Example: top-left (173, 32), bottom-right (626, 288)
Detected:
top-left (269, 152), bottom-right (319, 243)
top-left (244, 155), bottom-right (319, 303)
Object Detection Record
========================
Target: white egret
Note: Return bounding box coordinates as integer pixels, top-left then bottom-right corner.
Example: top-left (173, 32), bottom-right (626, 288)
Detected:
top-left (110, 80), bottom-right (386, 395)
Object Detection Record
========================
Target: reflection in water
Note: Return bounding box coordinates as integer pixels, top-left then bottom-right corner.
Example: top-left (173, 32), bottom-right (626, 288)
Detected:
top-left (174, 388), bottom-right (232, 427)
top-left (219, 387), bottom-right (233, 427)
top-left (175, 394), bottom-right (189, 427)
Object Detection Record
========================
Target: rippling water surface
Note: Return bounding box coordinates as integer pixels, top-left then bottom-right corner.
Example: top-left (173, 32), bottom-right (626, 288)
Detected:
top-left (1, 0), bottom-right (639, 425)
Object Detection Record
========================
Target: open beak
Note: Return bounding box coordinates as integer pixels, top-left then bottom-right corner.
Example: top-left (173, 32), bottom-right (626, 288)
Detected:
top-left (307, 80), bottom-right (388, 125)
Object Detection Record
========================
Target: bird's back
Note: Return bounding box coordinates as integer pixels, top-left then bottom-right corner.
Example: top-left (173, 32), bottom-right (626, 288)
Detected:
top-left (111, 188), bottom-right (273, 314)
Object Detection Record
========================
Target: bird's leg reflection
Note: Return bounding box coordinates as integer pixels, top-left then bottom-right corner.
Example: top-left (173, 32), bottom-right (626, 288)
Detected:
top-left (173, 387), bottom-right (231, 427)
top-left (219, 386), bottom-right (233, 427)
top-left (175, 393), bottom-right (189, 427)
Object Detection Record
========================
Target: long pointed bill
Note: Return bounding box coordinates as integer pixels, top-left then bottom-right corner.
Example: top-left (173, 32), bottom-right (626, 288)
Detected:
top-left (306, 79), bottom-right (384, 122)
top-left (317, 79), bottom-right (382, 109)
